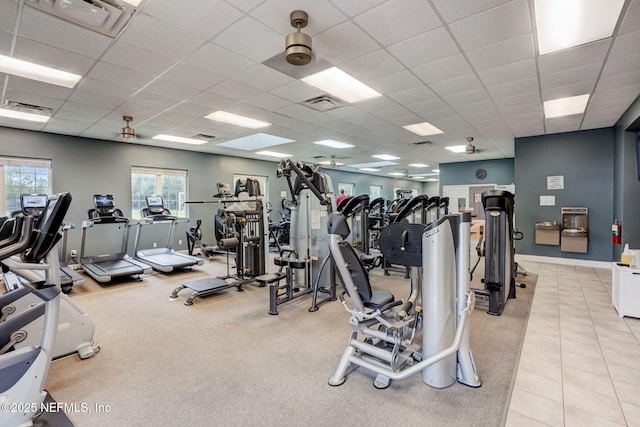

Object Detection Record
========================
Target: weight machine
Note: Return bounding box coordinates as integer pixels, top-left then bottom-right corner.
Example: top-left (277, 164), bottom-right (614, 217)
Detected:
top-left (255, 160), bottom-right (337, 315)
top-left (171, 179), bottom-right (267, 305)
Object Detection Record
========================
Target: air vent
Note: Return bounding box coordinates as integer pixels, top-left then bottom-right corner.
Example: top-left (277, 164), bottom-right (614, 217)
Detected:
top-left (300, 95), bottom-right (346, 112)
top-left (25, 0), bottom-right (136, 38)
top-left (412, 140), bottom-right (432, 146)
top-left (193, 133), bottom-right (216, 141)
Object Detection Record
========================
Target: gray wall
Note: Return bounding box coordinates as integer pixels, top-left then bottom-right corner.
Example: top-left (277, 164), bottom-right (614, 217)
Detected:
top-left (514, 128), bottom-right (614, 261)
top-left (439, 158), bottom-right (515, 193)
top-left (613, 95), bottom-right (640, 260)
top-left (0, 126), bottom-right (426, 259)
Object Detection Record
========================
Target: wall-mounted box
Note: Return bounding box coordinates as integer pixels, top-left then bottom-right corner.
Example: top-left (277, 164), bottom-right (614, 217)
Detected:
top-left (535, 222), bottom-right (560, 245)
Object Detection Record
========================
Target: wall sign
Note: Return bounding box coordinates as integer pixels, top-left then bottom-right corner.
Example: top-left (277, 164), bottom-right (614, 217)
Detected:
top-left (547, 175), bottom-right (564, 190)
top-left (475, 168), bottom-right (487, 180)
top-left (540, 195), bottom-right (556, 206)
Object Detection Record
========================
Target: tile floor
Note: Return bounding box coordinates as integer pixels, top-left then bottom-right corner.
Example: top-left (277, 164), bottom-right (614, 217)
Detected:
top-left (505, 261), bottom-right (640, 426)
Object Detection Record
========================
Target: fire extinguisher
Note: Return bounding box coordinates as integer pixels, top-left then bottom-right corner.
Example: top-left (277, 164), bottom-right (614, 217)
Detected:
top-left (612, 219), bottom-right (622, 245)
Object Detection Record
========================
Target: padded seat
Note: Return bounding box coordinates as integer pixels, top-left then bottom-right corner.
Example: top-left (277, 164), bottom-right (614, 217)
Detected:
top-left (364, 289), bottom-right (395, 310)
top-left (255, 272), bottom-right (287, 285)
top-left (274, 256), bottom-right (306, 269)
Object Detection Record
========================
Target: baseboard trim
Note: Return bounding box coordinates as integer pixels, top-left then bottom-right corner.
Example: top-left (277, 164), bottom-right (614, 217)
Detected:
top-left (516, 254), bottom-right (612, 269)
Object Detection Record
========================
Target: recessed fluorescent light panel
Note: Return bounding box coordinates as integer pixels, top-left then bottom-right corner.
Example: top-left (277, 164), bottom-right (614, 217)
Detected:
top-left (403, 122), bottom-right (444, 136)
top-left (349, 161), bottom-right (398, 169)
top-left (0, 54), bottom-right (81, 88)
top-left (217, 133), bottom-right (294, 151)
top-left (534, 0), bottom-right (625, 55)
top-left (373, 154), bottom-right (400, 161)
top-left (408, 163), bottom-right (429, 168)
top-left (301, 67), bottom-right (382, 103)
top-left (411, 173), bottom-right (440, 177)
top-left (255, 150), bottom-right (292, 158)
top-left (445, 145), bottom-right (467, 154)
top-left (359, 168), bottom-right (380, 172)
top-left (312, 139), bottom-right (354, 149)
top-left (205, 111), bottom-right (270, 129)
top-left (388, 172), bottom-right (406, 176)
top-left (544, 94), bottom-right (590, 118)
top-left (432, 169), bottom-right (440, 173)
top-left (0, 107), bottom-right (50, 123)
top-left (318, 160), bottom-right (346, 166)
top-left (152, 134), bottom-right (208, 145)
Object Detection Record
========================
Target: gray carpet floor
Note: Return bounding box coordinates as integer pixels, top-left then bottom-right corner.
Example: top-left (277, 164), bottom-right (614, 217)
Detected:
top-left (45, 254), bottom-right (537, 426)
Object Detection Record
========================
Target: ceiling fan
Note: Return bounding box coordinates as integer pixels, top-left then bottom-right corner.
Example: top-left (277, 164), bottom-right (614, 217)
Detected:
top-left (465, 137), bottom-right (480, 154)
top-left (312, 154), bottom-right (350, 167)
top-left (119, 116), bottom-right (136, 140)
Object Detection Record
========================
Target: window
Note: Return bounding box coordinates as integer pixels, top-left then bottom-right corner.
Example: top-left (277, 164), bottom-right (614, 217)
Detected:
top-left (0, 157), bottom-right (51, 216)
top-left (338, 182), bottom-right (355, 196)
top-left (131, 167), bottom-right (187, 219)
top-left (369, 185), bottom-right (382, 199)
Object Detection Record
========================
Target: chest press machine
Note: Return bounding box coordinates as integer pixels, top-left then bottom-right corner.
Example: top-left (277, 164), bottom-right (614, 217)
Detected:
top-left (327, 210), bottom-right (480, 390)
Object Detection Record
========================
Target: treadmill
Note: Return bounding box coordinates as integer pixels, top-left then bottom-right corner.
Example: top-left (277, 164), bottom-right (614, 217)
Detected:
top-left (79, 194), bottom-right (151, 283)
top-left (133, 195), bottom-right (203, 272)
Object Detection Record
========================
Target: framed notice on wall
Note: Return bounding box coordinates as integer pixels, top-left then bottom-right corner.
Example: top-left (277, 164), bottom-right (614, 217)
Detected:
top-left (547, 175), bottom-right (564, 190)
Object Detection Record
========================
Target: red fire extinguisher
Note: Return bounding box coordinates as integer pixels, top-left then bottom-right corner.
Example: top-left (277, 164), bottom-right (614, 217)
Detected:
top-left (612, 219), bottom-right (622, 245)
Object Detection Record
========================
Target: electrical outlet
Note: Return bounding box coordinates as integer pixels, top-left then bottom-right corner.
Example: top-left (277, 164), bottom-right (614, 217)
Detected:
top-left (178, 239), bottom-right (182, 245)
top-left (153, 242), bottom-right (157, 248)
top-left (70, 249), bottom-right (77, 258)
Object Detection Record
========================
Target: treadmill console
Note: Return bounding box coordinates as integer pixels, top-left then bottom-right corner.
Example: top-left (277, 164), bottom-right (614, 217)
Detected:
top-left (94, 194), bottom-right (116, 216)
top-left (20, 194), bottom-right (48, 216)
top-left (145, 195), bottom-right (166, 215)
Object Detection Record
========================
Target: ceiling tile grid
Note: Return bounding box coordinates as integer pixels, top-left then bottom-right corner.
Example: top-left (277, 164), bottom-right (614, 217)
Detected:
top-left (0, 0), bottom-right (637, 178)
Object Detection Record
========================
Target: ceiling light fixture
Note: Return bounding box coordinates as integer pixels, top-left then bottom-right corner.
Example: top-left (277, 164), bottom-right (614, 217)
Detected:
top-left (373, 154), bottom-right (400, 161)
top-left (153, 134), bottom-right (208, 145)
top-left (217, 133), bottom-right (294, 150)
top-left (388, 172), bottom-right (405, 176)
top-left (302, 67), bottom-right (382, 103)
top-left (534, 0), bottom-right (625, 55)
top-left (205, 111), bottom-right (270, 129)
top-left (0, 107), bottom-right (50, 123)
top-left (445, 145), bottom-right (467, 154)
top-left (359, 167), bottom-right (380, 172)
top-left (432, 169), bottom-right (440, 173)
top-left (544, 94), bottom-right (590, 118)
top-left (255, 150), bottom-right (292, 158)
top-left (349, 161), bottom-right (398, 168)
top-left (0, 54), bottom-right (82, 88)
top-left (312, 139), bottom-right (354, 149)
top-left (403, 121), bottom-right (444, 136)
top-left (408, 163), bottom-right (429, 168)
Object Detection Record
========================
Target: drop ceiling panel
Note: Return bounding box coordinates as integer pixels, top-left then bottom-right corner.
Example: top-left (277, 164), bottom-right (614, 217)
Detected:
top-left (312, 21), bottom-right (379, 65)
top-left (412, 54), bottom-right (473, 85)
top-left (387, 27), bottom-right (460, 68)
top-left (6, 76), bottom-right (72, 100)
top-left (159, 63), bottom-right (224, 91)
top-left (487, 78), bottom-right (539, 99)
top-left (601, 53), bottom-right (640, 78)
top-left (142, 78), bottom-right (202, 102)
top-left (354, 96), bottom-right (401, 113)
top-left (14, 37), bottom-right (95, 76)
top-left (328, 0), bottom-right (387, 17)
top-left (478, 59), bottom-right (537, 87)
top-left (270, 80), bottom-right (325, 103)
top-left (250, 1), bottom-right (346, 37)
top-left (19, 6), bottom-right (111, 58)
top-left (101, 42), bottom-right (177, 77)
top-left (340, 49), bottom-right (405, 82)
top-left (142, 0), bottom-right (242, 41)
top-left (242, 93), bottom-right (292, 110)
top-left (387, 86), bottom-right (437, 106)
top-left (117, 14), bottom-right (204, 60)
top-left (466, 33), bottom-right (535, 71)
top-left (544, 116), bottom-right (584, 134)
top-left (67, 91), bottom-right (125, 110)
top-left (541, 81), bottom-right (597, 101)
top-left (596, 72), bottom-right (640, 92)
top-left (368, 70), bottom-right (424, 94)
top-left (430, 74), bottom-right (483, 97)
top-left (447, 0), bottom-right (531, 51)
top-left (232, 64), bottom-right (294, 92)
top-left (353, 0), bottom-right (441, 46)
top-left (609, 29), bottom-right (640, 59)
top-left (77, 77), bottom-right (135, 100)
top-left (42, 117), bottom-right (90, 135)
top-left (87, 62), bottom-right (154, 92)
top-left (540, 64), bottom-right (602, 91)
top-left (0, 2), bottom-right (17, 33)
top-left (537, 40), bottom-right (610, 75)
top-left (0, 30), bottom-right (11, 53)
top-left (619, 0), bottom-right (640, 34)
top-left (185, 43), bottom-right (255, 79)
top-left (213, 17), bottom-right (283, 63)
top-left (441, 89), bottom-right (492, 107)
top-left (494, 91), bottom-right (541, 109)
top-left (56, 103), bottom-right (111, 122)
top-left (430, 0), bottom-right (512, 23)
